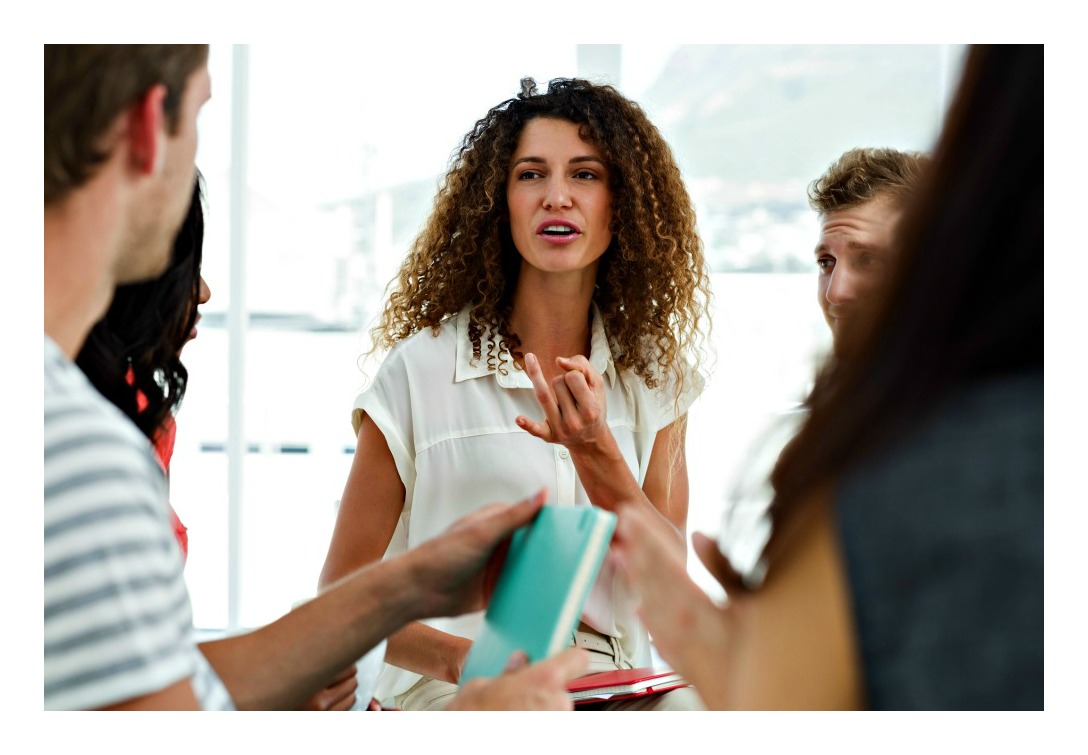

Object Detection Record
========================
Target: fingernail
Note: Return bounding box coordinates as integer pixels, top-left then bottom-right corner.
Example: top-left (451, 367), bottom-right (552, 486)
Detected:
top-left (504, 650), bottom-right (529, 671)
top-left (526, 353), bottom-right (536, 366)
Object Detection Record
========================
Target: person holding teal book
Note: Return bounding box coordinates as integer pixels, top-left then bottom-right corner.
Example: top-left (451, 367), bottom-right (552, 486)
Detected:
top-left (320, 77), bottom-right (711, 710)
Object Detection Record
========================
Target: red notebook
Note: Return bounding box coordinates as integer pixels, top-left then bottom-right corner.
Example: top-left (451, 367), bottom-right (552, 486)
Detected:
top-left (567, 667), bottom-right (689, 705)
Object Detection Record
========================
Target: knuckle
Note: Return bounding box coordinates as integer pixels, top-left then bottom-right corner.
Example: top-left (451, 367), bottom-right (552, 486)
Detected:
top-left (461, 678), bottom-right (487, 695)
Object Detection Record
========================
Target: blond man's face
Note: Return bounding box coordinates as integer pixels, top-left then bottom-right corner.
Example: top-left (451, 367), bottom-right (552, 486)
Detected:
top-left (814, 194), bottom-right (902, 342)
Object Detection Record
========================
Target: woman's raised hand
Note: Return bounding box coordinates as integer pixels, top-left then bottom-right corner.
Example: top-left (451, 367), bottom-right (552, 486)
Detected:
top-left (516, 352), bottom-right (609, 448)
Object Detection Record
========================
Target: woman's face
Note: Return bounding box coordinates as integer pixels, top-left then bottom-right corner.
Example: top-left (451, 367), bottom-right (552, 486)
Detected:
top-left (180, 275), bottom-right (211, 351)
top-left (506, 117), bottom-right (613, 281)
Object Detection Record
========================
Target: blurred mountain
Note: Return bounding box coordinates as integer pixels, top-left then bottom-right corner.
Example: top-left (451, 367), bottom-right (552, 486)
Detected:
top-left (632, 44), bottom-right (964, 271)
top-left (640, 45), bottom-right (956, 187)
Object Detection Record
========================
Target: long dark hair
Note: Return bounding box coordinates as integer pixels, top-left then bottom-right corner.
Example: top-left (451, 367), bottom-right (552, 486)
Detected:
top-left (766, 45), bottom-right (1042, 561)
top-left (76, 173), bottom-right (206, 441)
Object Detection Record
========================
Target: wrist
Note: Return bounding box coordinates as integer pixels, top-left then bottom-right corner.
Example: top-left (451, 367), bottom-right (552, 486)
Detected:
top-left (570, 439), bottom-right (641, 510)
top-left (576, 427), bottom-right (624, 461)
top-left (444, 634), bottom-right (472, 684)
top-left (366, 556), bottom-right (428, 628)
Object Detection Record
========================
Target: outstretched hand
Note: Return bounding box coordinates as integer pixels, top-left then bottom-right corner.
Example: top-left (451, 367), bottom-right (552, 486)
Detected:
top-left (611, 503), bottom-right (732, 702)
top-left (516, 353), bottom-right (609, 448)
top-left (446, 647), bottom-right (589, 710)
top-left (404, 489), bottom-right (547, 620)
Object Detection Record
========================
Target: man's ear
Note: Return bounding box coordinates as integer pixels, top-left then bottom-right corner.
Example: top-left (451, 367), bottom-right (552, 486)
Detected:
top-left (128, 83), bottom-right (168, 176)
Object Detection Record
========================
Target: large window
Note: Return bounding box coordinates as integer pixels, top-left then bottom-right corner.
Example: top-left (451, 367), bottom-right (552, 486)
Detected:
top-left (178, 44), bottom-right (965, 629)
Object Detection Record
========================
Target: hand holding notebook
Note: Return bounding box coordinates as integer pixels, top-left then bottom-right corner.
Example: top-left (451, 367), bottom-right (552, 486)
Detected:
top-left (460, 504), bottom-right (617, 682)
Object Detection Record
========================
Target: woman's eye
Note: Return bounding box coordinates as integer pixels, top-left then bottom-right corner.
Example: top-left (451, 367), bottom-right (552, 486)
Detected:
top-left (574, 170), bottom-right (597, 180)
top-left (518, 170), bottom-right (541, 181)
top-left (817, 257), bottom-right (834, 271)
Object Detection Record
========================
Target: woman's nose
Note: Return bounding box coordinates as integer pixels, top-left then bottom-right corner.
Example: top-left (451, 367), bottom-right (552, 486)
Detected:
top-left (542, 177), bottom-right (571, 210)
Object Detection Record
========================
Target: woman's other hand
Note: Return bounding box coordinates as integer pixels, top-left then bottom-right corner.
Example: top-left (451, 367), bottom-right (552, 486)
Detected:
top-left (301, 663), bottom-right (359, 711)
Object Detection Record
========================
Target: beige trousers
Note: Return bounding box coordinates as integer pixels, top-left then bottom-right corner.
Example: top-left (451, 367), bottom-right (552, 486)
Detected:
top-left (394, 623), bottom-right (704, 711)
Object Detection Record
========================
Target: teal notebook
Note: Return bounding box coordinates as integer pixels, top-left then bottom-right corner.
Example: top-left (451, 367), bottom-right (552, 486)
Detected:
top-left (460, 504), bottom-right (617, 682)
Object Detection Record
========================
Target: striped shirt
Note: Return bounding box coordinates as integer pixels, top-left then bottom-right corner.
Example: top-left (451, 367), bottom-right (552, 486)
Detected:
top-left (44, 335), bottom-right (232, 710)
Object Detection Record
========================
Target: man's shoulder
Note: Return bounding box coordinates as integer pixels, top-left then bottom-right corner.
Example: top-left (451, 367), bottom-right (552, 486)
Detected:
top-left (45, 335), bottom-right (146, 446)
top-left (45, 336), bottom-right (164, 519)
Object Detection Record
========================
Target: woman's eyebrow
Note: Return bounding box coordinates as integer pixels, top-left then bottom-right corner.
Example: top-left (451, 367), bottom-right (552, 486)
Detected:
top-left (511, 155), bottom-right (605, 167)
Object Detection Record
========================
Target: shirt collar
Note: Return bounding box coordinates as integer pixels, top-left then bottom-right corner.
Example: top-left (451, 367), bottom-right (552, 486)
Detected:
top-left (454, 305), bottom-right (617, 389)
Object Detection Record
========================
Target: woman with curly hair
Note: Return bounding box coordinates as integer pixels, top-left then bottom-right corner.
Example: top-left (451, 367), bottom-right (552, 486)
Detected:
top-left (319, 77), bottom-right (712, 710)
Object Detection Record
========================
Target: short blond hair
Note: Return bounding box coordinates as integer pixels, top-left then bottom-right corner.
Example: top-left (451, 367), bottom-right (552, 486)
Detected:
top-left (808, 147), bottom-right (929, 214)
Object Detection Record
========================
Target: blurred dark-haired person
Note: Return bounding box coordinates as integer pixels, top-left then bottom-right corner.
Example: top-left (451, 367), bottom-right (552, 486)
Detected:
top-left (612, 44), bottom-right (1042, 710)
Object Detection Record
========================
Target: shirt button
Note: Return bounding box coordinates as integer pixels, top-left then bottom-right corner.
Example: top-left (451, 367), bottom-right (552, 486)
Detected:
top-left (558, 448), bottom-right (570, 459)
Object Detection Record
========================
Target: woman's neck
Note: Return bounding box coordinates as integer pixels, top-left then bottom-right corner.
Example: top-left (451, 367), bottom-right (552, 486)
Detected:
top-left (508, 267), bottom-right (596, 373)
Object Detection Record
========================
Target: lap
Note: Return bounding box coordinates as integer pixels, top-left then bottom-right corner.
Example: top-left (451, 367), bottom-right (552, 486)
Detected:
top-left (394, 624), bottom-right (705, 711)
top-left (394, 676), bottom-right (460, 711)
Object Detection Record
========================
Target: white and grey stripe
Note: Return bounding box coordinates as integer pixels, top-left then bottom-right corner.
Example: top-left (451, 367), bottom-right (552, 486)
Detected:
top-left (44, 336), bottom-right (233, 710)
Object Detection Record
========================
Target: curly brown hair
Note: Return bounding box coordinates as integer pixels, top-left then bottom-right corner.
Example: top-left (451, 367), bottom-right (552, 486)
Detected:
top-left (807, 147), bottom-right (930, 215)
top-left (373, 77), bottom-right (711, 401)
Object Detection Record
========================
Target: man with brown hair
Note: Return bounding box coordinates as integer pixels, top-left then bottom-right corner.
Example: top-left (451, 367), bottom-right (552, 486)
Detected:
top-left (808, 147), bottom-right (929, 344)
top-left (44, 44), bottom-right (585, 711)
